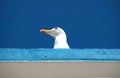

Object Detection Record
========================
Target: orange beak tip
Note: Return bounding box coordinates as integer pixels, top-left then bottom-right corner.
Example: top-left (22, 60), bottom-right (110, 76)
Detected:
top-left (40, 29), bottom-right (47, 33)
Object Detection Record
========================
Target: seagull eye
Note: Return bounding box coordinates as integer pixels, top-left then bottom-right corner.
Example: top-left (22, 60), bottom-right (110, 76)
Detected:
top-left (54, 27), bottom-right (58, 30)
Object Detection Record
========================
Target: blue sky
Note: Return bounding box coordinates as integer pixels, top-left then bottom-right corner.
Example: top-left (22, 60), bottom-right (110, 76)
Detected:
top-left (0, 0), bottom-right (120, 48)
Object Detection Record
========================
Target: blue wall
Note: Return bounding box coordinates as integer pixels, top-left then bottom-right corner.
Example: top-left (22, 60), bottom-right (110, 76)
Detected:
top-left (0, 49), bottom-right (120, 62)
top-left (0, 0), bottom-right (120, 48)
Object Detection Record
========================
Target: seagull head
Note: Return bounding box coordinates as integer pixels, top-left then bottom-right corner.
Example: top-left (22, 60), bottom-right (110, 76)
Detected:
top-left (40, 27), bottom-right (66, 38)
top-left (40, 27), bottom-right (70, 49)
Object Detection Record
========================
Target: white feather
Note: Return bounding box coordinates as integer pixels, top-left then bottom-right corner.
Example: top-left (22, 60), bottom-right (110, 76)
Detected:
top-left (48, 27), bottom-right (70, 49)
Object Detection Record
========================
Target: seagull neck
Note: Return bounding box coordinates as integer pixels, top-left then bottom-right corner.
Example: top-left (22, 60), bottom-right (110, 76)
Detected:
top-left (55, 34), bottom-right (67, 43)
top-left (54, 34), bottom-right (70, 49)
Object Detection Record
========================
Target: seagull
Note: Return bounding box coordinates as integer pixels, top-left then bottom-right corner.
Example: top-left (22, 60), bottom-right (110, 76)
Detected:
top-left (40, 27), bottom-right (70, 49)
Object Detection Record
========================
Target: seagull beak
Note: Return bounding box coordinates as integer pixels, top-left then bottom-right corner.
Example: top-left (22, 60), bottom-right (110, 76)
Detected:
top-left (40, 29), bottom-right (53, 34)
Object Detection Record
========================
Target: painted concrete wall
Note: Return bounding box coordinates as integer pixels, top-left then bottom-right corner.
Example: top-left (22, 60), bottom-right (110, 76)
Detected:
top-left (0, 49), bottom-right (120, 62)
